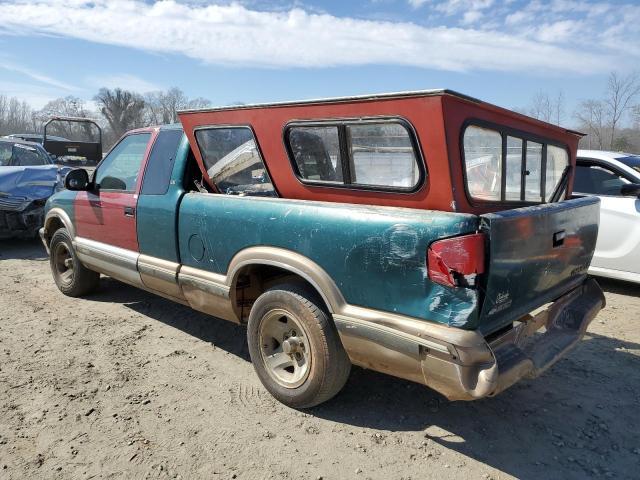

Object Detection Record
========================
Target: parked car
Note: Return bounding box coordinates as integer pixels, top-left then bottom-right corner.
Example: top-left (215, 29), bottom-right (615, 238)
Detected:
top-left (0, 137), bottom-right (71, 239)
top-left (575, 150), bottom-right (640, 283)
top-left (40, 90), bottom-right (605, 408)
top-left (9, 117), bottom-right (103, 167)
top-left (6, 133), bottom-right (70, 144)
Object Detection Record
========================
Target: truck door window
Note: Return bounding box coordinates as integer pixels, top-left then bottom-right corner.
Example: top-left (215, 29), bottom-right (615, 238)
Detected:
top-left (95, 133), bottom-right (151, 192)
top-left (194, 127), bottom-right (276, 197)
top-left (463, 126), bottom-right (502, 201)
top-left (141, 129), bottom-right (184, 195)
top-left (574, 163), bottom-right (630, 196)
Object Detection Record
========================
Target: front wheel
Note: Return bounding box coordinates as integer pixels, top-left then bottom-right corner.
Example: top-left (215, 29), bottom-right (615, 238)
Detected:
top-left (49, 228), bottom-right (100, 297)
top-left (247, 284), bottom-right (351, 408)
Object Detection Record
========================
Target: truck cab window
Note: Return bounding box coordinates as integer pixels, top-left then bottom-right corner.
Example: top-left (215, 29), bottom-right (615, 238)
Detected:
top-left (95, 133), bottom-right (151, 192)
top-left (194, 127), bottom-right (276, 197)
top-left (141, 129), bottom-right (184, 195)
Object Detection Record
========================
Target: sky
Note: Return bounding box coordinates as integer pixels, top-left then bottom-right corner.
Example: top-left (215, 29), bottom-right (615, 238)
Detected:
top-left (0, 0), bottom-right (638, 125)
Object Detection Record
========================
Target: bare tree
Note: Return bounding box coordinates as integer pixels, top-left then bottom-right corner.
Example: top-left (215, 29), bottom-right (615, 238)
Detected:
top-left (575, 99), bottom-right (607, 149)
top-left (525, 90), bottom-right (565, 126)
top-left (94, 88), bottom-right (146, 139)
top-left (554, 90), bottom-right (565, 126)
top-left (529, 91), bottom-right (552, 122)
top-left (631, 104), bottom-right (640, 130)
top-left (604, 71), bottom-right (640, 149)
top-left (0, 95), bottom-right (36, 136)
top-left (186, 97), bottom-right (212, 110)
top-left (145, 87), bottom-right (212, 125)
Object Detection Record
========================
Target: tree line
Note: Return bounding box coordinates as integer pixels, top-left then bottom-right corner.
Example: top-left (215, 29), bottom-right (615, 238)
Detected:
top-left (1, 74), bottom-right (640, 153)
top-left (518, 71), bottom-right (640, 152)
top-left (0, 87), bottom-right (212, 149)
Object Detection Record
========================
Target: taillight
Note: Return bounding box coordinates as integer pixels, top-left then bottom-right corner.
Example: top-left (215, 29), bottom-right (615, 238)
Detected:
top-left (427, 233), bottom-right (485, 288)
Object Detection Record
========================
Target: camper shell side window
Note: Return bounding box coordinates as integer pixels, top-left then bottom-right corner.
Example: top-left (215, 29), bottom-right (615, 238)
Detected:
top-left (284, 117), bottom-right (425, 193)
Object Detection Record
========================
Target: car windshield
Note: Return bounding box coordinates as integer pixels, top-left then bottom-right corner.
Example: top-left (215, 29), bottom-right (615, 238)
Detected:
top-left (0, 142), bottom-right (48, 167)
top-left (616, 155), bottom-right (640, 174)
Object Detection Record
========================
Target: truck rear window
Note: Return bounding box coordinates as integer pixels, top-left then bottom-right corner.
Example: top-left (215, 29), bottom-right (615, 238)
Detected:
top-left (286, 119), bottom-right (423, 191)
top-left (463, 124), bottom-right (569, 203)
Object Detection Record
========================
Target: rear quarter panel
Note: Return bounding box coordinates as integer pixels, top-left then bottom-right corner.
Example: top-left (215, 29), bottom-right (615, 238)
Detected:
top-left (178, 194), bottom-right (480, 326)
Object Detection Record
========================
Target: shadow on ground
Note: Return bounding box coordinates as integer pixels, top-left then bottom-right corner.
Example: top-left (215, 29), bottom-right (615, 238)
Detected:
top-left (87, 276), bottom-right (639, 480)
top-left (0, 238), bottom-right (47, 260)
top-left (597, 276), bottom-right (640, 297)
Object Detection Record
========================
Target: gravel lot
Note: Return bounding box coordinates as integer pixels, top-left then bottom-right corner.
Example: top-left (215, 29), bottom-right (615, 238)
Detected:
top-left (0, 238), bottom-right (639, 480)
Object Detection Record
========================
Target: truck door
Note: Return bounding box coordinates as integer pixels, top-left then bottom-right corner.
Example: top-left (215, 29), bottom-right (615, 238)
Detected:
top-left (75, 132), bottom-right (154, 251)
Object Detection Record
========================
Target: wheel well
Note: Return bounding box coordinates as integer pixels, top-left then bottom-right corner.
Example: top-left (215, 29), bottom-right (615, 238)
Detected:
top-left (44, 217), bottom-right (64, 246)
top-left (232, 264), bottom-right (330, 323)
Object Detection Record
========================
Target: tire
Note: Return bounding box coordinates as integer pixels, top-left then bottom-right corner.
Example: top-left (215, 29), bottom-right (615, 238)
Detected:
top-left (49, 228), bottom-right (100, 297)
top-left (247, 283), bottom-right (351, 408)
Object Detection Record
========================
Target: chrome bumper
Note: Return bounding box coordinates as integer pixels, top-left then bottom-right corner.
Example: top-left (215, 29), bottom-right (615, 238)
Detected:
top-left (334, 278), bottom-right (605, 401)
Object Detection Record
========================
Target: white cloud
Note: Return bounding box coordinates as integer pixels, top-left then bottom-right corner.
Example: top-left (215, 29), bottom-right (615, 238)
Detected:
top-left (86, 73), bottom-right (163, 93)
top-left (0, 63), bottom-right (78, 91)
top-left (0, 0), bottom-right (632, 75)
top-left (433, 0), bottom-right (494, 16)
top-left (535, 20), bottom-right (581, 43)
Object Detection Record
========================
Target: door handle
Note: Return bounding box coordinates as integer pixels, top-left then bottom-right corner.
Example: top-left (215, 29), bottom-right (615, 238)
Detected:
top-left (124, 206), bottom-right (136, 218)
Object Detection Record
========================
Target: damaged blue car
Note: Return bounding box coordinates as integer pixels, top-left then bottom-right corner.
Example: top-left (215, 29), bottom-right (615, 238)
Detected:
top-left (0, 138), bottom-right (70, 239)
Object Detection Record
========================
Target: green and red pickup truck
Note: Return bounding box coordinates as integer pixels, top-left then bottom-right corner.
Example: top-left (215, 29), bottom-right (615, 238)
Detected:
top-left (40, 90), bottom-right (605, 408)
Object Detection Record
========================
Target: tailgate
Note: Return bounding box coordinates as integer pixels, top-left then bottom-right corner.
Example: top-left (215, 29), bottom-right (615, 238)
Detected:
top-left (478, 196), bottom-right (600, 334)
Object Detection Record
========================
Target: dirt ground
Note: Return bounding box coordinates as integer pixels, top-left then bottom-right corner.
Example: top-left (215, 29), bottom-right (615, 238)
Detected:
top-left (0, 239), bottom-right (639, 480)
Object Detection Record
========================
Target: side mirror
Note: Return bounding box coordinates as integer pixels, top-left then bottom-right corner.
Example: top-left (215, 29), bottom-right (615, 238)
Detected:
top-left (620, 183), bottom-right (640, 198)
top-left (65, 168), bottom-right (91, 191)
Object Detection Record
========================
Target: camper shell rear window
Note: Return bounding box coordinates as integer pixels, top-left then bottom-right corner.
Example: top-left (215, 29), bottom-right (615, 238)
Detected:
top-left (462, 121), bottom-right (569, 204)
top-left (284, 118), bottom-right (425, 193)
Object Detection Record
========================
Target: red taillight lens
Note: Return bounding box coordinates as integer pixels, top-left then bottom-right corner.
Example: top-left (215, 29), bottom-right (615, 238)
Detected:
top-left (427, 233), bottom-right (485, 288)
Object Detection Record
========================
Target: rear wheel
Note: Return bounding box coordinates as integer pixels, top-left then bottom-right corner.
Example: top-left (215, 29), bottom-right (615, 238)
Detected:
top-left (49, 228), bottom-right (99, 297)
top-left (247, 284), bottom-right (351, 408)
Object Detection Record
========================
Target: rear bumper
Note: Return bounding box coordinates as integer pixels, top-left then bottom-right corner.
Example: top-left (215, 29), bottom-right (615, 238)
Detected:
top-left (334, 278), bottom-right (605, 401)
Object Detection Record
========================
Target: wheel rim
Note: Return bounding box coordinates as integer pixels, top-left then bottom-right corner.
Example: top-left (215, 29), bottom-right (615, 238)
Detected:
top-left (53, 242), bottom-right (74, 286)
top-left (258, 308), bottom-right (311, 389)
